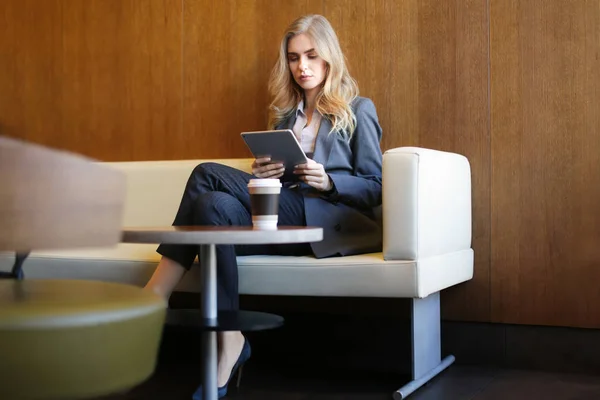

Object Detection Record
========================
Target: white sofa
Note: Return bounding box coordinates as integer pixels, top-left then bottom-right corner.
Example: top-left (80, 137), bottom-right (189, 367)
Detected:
top-left (0, 146), bottom-right (473, 399)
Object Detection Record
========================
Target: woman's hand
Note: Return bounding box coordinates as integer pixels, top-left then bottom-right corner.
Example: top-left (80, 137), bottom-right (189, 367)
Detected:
top-left (294, 159), bottom-right (333, 191)
top-left (251, 157), bottom-right (285, 179)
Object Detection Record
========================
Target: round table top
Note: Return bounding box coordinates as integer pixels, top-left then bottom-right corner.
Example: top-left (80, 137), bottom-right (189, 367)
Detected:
top-left (121, 225), bottom-right (323, 245)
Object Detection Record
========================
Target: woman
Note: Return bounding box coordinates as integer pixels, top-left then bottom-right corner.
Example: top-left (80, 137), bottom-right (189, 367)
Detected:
top-left (144, 14), bottom-right (383, 399)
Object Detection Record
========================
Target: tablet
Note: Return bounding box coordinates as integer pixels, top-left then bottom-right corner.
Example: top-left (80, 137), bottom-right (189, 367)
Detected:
top-left (241, 129), bottom-right (308, 180)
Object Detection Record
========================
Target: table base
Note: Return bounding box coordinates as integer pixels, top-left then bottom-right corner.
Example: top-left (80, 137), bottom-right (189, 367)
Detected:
top-left (165, 309), bottom-right (284, 331)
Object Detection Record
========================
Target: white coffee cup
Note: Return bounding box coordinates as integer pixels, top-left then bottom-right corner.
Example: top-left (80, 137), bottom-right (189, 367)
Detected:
top-left (247, 179), bottom-right (282, 230)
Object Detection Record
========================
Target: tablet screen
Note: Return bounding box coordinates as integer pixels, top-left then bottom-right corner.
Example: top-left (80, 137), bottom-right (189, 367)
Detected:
top-left (241, 129), bottom-right (308, 181)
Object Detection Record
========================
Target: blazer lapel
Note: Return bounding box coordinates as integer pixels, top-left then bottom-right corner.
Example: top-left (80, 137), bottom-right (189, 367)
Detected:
top-left (277, 112), bottom-right (335, 167)
top-left (286, 115), bottom-right (295, 130)
top-left (276, 113), bottom-right (296, 131)
top-left (311, 117), bottom-right (335, 166)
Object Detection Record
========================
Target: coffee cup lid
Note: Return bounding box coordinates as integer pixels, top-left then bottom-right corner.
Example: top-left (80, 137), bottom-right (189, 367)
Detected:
top-left (248, 178), bottom-right (282, 188)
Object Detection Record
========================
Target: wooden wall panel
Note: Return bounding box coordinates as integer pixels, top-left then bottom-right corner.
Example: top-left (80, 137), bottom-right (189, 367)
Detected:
top-left (325, 0), bottom-right (491, 321)
top-left (0, 0), bottom-right (63, 148)
top-left (0, 0), bottom-right (182, 161)
top-left (416, 0), bottom-right (491, 321)
top-left (491, 0), bottom-right (600, 328)
top-left (323, 0), bottom-right (419, 148)
top-left (183, 0), bottom-right (323, 159)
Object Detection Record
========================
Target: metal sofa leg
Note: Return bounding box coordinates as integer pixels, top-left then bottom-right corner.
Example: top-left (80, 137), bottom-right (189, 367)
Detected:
top-left (393, 292), bottom-right (455, 399)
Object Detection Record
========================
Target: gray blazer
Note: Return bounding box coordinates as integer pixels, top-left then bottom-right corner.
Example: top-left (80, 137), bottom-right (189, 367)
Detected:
top-left (277, 96), bottom-right (383, 258)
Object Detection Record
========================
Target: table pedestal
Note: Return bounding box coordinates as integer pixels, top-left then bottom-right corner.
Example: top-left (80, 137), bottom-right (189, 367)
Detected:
top-left (195, 244), bottom-right (284, 399)
top-left (200, 244), bottom-right (218, 400)
top-left (121, 226), bottom-right (323, 400)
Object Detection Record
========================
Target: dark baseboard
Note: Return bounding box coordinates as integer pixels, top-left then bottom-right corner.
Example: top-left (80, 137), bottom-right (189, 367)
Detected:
top-left (443, 321), bottom-right (600, 375)
top-left (165, 293), bottom-right (600, 376)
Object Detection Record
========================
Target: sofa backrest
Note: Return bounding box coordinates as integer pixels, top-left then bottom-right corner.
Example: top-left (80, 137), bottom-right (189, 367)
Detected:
top-left (103, 147), bottom-right (473, 261)
top-left (103, 159), bottom-right (253, 227)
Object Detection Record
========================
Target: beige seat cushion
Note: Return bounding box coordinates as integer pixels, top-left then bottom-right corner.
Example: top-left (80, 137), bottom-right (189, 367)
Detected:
top-left (0, 245), bottom-right (473, 299)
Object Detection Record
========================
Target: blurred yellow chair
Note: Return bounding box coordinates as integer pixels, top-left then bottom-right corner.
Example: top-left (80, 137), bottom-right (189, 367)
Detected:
top-left (0, 136), bottom-right (166, 399)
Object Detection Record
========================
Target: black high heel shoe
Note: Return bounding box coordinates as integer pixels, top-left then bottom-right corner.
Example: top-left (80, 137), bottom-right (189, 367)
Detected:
top-left (192, 337), bottom-right (251, 399)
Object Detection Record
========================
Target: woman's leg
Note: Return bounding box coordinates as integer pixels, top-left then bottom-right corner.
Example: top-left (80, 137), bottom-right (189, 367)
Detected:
top-left (184, 190), bottom-right (252, 387)
top-left (145, 162), bottom-right (255, 300)
top-left (208, 188), bottom-right (312, 387)
top-left (144, 257), bottom-right (186, 299)
top-left (145, 161), bottom-right (313, 387)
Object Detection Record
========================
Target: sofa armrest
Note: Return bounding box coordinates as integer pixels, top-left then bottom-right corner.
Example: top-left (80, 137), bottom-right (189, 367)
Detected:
top-left (382, 147), bottom-right (472, 260)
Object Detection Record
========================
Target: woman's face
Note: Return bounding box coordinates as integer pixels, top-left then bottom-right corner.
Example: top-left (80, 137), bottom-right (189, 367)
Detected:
top-left (287, 33), bottom-right (328, 98)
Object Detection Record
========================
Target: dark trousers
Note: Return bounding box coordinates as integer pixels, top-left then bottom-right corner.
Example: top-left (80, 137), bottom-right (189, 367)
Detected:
top-left (157, 162), bottom-right (312, 311)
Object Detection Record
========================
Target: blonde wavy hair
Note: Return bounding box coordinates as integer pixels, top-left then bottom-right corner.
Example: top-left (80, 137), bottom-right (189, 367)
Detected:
top-left (268, 15), bottom-right (359, 136)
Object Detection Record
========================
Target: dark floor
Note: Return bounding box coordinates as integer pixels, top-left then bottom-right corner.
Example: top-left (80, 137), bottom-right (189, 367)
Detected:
top-left (102, 302), bottom-right (600, 400)
top-left (105, 354), bottom-right (600, 400)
